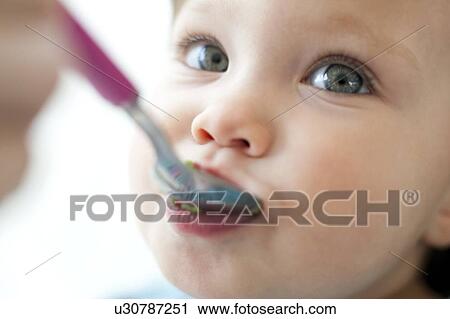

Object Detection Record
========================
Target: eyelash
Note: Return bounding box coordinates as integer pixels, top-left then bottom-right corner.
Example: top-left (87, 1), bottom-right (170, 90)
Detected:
top-left (175, 33), bottom-right (377, 93)
top-left (176, 32), bottom-right (224, 55)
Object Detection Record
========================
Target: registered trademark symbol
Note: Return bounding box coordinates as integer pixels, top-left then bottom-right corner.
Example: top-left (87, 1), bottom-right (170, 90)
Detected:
top-left (402, 190), bottom-right (420, 206)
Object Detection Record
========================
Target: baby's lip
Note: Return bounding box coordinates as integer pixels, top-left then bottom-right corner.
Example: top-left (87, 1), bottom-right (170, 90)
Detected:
top-left (189, 159), bottom-right (272, 200)
top-left (192, 162), bottom-right (244, 191)
top-left (152, 156), bottom-right (271, 204)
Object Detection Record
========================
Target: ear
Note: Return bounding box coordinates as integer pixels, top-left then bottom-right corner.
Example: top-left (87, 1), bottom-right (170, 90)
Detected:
top-left (424, 187), bottom-right (450, 248)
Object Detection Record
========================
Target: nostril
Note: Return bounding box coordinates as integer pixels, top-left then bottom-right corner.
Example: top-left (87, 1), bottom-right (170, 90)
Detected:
top-left (193, 123), bottom-right (252, 149)
top-left (197, 128), bottom-right (214, 142)
top-left (231, 138), bottom-right (250, 148)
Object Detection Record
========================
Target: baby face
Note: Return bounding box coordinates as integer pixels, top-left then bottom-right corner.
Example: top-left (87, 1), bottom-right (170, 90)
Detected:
top-left (132, 0), bottom-right (450, 297)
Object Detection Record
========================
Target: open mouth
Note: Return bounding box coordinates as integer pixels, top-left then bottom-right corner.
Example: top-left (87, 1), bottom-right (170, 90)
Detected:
top-left (167, 160), bottom-right (263, 216)
top-left (164, 160), bottom-right (264, 233)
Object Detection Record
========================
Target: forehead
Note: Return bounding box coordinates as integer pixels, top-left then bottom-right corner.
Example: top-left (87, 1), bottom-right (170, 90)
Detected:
top-left (182, 0), bottom-right (445, 20)
top-left (181, 0), bottom-right (429, 34)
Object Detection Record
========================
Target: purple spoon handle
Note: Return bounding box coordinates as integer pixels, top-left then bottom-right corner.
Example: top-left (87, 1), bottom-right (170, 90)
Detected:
top-left (59, 3), bottom-right (138, 106)
top-left (58, 2), bottom-right (197, 191)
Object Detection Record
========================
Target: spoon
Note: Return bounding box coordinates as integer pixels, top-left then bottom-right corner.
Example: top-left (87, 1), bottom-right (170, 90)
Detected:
top-left (59, 4), bottom-right (263, 216)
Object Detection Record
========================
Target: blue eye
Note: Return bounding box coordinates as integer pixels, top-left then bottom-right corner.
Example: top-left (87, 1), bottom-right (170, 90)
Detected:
top-left (185, 44), bottom-right (229, 72)
top-left (308, 62), bottom-right (370, 94)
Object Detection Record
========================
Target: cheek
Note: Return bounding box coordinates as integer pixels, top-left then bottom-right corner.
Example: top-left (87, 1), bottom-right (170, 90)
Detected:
top-left (261, 108), bottom-right (434, 295)
top-left (269, 219), bottom-right (412, 297)
top-left (280, 106), bottom-right (432, 235)
top-left (271, 106), bottom-right (418, 193)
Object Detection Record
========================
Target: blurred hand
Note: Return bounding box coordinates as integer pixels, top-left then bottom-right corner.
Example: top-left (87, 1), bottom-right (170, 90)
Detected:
top-left (0, 0), bottom-right (61, 197)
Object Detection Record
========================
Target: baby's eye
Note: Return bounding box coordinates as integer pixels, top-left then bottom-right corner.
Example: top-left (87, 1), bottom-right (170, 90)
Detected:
top-left (185, 44), bottom-right (229, 72)
top-left (306, 58), bottom-right (370, 94)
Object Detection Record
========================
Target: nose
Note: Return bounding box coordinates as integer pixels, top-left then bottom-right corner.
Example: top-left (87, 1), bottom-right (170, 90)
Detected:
top-left (191, 98), bottom-right (272, 157)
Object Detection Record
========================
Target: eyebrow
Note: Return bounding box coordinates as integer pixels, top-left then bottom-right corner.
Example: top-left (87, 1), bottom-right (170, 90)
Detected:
top-left (317, 14), bottom-right (420, 70)
top-left (182, 1), bottom-right (421, 70)
top-left (184, 0), bottom-right (216, 14)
